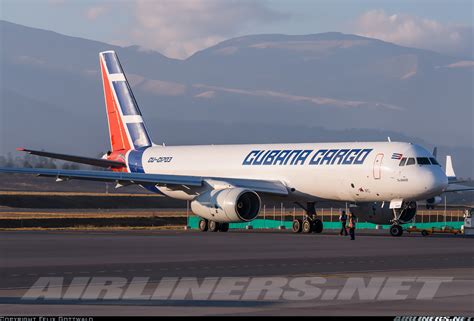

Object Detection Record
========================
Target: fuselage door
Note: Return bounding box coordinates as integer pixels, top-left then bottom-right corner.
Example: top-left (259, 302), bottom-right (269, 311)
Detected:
top-left (373, 153), bottom-right (384, 180)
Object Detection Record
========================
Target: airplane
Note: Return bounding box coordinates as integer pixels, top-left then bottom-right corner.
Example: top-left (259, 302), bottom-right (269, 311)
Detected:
top-left (1, 50), bottom-right (472, 237)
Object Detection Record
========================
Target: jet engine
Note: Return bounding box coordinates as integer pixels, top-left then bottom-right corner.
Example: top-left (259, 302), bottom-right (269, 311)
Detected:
top-left (350, 201), bottom-right (417, 225)
top-left (191, 188), bottom-right (261, 223)
top-left (426, 196), bottom-right (442, 209)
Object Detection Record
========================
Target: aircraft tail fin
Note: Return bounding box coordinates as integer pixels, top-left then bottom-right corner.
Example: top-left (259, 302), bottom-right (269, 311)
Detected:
top-left (99, 51), bottom-right (153, 152)
top-left (445, 155), bottom-right (457, 183)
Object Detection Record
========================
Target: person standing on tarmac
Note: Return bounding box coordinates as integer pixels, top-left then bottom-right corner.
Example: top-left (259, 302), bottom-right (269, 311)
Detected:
top-left (348, 212), bottom-right (358, 240)
top-left (339, 210), bottom-right (348, 236)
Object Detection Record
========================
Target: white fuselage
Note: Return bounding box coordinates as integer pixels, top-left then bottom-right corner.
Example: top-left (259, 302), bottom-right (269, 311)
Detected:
top-left (127, 141), bottom-right (448, 203)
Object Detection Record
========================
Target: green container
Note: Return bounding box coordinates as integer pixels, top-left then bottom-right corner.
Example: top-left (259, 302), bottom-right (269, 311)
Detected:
top-left (188, 216), bottom-right (463, 230)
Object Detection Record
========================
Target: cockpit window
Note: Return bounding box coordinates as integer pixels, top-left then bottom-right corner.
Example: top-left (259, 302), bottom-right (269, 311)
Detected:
top-left (399, 158), bottom-right (407, 166)
top-left (416, 157), bottom-right (431, 165)
top-left (429, 158), bottom-right (440, 166)
top-left (406, 158), bottom-right (416, 166)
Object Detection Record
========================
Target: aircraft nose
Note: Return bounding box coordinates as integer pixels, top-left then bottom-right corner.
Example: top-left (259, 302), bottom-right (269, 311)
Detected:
top-left (421, 167), bottom-right (448, 196)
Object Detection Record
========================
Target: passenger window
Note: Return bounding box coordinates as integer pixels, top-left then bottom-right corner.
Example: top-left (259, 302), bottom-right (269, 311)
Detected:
top-left (416, 157), bottom-right (430, 165)
top-left (399, 158), bottom-right (407, 166)
top-left (429, 158), bottom-right (440, 166)
top-left (406, 158), bottom-right (416, 165)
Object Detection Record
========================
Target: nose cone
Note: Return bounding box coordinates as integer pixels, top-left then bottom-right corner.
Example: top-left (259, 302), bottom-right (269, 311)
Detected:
top-left (419, 167), bottom-right (448, 198)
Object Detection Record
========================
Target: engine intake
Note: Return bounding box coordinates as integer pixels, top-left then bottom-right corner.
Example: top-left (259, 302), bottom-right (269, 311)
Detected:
top-left (191, 188), bottom-right (261, 223)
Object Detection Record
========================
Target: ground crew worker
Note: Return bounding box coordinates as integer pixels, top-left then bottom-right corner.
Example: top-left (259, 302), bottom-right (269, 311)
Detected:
top-left (339, 210), bottom-right (348, 236)
top-left (348, 212), bottom-right (357, 240)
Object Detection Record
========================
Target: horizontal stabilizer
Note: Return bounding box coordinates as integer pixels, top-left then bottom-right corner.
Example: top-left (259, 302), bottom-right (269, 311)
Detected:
top-left (17, 148), bottom-right (126, 169)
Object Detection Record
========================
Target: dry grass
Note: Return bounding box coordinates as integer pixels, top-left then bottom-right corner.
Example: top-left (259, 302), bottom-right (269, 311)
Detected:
top-left (0, 191), bottom-right (164, 197)
top-left (0, 211), bottom-right (188, 219)
top-left (0, 225), bottom-right (185, 231)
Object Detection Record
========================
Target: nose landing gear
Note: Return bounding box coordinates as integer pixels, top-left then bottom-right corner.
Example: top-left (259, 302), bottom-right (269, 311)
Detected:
top-left (389, 224), bottom-right (403, 237)
top-left (389, 201), bottom-right (417, 237)
top-left (292, 202), bottom-right (324, 234)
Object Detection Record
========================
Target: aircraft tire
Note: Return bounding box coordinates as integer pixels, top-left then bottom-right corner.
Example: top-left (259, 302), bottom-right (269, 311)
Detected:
top-left (219, 223), bottom-right (229, 232)
top-left (292, 219), bottom-right (302, 233)
top-left (390, 224), bottom-right (403, 237)
top-left (312, 219), bottom-right (323, 233)
top-left (199, 219), bottom-right (208, 232)
top-left (208, 220), bottom-right (219, 232)
top-left (302, 220), bottom-right (312, 233)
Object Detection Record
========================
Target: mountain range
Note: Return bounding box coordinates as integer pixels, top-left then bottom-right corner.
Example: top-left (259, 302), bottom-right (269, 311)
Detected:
top-left (0, 20), bottom-right (472, 177)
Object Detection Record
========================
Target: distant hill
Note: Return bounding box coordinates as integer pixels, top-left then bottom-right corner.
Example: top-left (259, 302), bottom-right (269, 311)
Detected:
top-left (0, 20), bottom-right (472, 178)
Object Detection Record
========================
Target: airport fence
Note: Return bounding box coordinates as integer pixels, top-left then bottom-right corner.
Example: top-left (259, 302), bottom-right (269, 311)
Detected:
top-left (186, 205), bottom-right (466, 230)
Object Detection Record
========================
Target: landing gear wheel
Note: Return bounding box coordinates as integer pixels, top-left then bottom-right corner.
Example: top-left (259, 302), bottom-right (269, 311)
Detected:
top-left (292, 219), bottom-right (302, 233)
top-left (421, 230), bottom-right (428, 237)
top-left (219, 223), bottom-right (229, 232)
top-left (208, 220), bottom-right (219, 232)
top-left (390, 224), bottom-right (403, 237)
top-left (302, 220), bottom-right (312, 233)
top-left (199, 219), bottom-right (208, 232)
top-left (312, 219), bottom-right (323, 233)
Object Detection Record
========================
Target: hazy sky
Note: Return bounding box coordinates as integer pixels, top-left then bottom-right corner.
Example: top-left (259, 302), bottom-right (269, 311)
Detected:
top-left (1, 0), bottom-right (473, 58)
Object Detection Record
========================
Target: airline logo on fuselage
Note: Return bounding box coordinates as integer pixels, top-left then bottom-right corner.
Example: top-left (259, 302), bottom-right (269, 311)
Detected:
top-left (242, 148), bottom-right (373, 166)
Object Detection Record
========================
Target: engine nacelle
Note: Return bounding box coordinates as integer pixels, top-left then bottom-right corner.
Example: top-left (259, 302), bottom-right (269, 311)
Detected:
top-left (350, 201), bottom-right (417, 225)
top-left (191, 188), bottom-right (261, 223)
top-left (426, 196), bottom-right (442, 208)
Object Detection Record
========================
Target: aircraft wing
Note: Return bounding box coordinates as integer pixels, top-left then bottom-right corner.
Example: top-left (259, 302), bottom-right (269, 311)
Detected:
top-left (443, 184), bottom-right (474, 193)
top-left (0, 167), bottom-right (289, 195)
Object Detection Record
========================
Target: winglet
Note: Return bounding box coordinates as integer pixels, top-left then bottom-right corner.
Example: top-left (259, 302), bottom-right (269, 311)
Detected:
top-left (445, 155), bottom-right (456, 178)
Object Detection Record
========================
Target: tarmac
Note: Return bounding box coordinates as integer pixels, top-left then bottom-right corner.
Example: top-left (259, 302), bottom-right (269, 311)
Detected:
top-left (0, 229), bottom-right (473, 315)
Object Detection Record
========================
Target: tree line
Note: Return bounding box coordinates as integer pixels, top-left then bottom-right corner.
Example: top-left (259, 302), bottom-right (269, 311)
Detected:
top-left (0, 153), bottom-right (82, 170)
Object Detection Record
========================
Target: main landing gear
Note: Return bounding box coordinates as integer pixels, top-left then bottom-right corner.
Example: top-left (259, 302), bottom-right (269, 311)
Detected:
top-left (292, 202), bottom-right (323, 234)
top-left (198, 219), bottom-right (229, 232)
